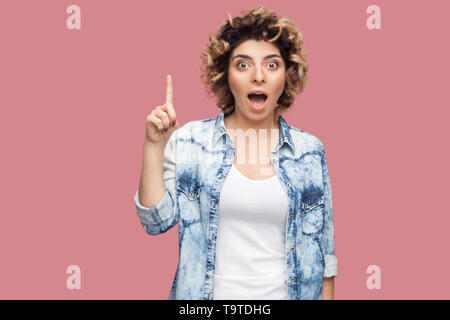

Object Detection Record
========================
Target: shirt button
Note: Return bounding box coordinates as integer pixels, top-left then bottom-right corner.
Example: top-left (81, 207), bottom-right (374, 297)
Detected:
top-left (190, 192), bottom-right (194, 198)
top-left (273, 159), bottom-right (278, 165)
top-left (286, 183), bottom-right (291, 188)
top-left (304, 204), bottom-right (309, 209)
top-left (290, 214), bottom-right (294, 219)
top-left (291, 278), bottom-right (296, 283)
top-left (291, 247), bottom-right (295, 251)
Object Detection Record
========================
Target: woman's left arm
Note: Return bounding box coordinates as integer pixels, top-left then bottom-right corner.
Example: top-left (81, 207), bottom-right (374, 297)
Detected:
top-left (320, 143), bottom-right (338, 299)
top-left (322, 276), bottom-right (335, 300)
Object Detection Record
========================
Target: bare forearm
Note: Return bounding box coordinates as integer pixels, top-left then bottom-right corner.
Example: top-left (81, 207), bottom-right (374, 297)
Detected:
top-left (322, 276), bottom-right (335, 300)
top-left (138, 140), bottom-right (166, 208)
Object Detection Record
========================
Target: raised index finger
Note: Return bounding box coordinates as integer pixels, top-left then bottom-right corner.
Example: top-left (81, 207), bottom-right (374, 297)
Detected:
top-left (166, 74), bottom-right (173, 105)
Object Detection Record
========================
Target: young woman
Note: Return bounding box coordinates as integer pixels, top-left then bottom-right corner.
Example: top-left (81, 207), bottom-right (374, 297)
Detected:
top-left (135, 5), bottom-right (338, 300)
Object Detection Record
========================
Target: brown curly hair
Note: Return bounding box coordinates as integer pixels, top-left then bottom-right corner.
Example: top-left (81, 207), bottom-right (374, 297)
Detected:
top-left (200, 5), bottom-right (309, 124)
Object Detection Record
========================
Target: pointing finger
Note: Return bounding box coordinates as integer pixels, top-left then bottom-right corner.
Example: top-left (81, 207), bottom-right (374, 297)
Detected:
top-left (166, 74), bottom-right (173, 105)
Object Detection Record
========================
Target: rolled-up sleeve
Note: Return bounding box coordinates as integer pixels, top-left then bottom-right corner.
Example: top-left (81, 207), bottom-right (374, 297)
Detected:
top-left (320, 143), bottom-right (338, 277)
top-left (134, 129), bottom-right (179, 235)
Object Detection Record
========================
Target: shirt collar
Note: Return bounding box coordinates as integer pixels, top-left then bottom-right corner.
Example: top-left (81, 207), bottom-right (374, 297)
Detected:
top-left (212, 109), bottom-right (295, 153)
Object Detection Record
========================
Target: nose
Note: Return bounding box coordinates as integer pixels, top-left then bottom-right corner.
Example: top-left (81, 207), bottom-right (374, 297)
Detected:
top-left (252, 65), bottom-right (265, 84)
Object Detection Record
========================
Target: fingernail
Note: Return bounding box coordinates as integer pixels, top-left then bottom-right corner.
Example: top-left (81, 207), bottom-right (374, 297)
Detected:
top-left (172, 120), bottom-right (176, 126)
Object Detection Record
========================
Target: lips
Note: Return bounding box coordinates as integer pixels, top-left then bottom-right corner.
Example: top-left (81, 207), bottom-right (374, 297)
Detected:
top-left (248, 93), bottom-right (267, 104)
top-left (247, 93), bottom-right (267, 111)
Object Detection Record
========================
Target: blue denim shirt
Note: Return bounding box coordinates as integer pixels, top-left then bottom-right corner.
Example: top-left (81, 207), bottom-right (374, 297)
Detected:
top-left (134, 110), bottom-right (338, 300)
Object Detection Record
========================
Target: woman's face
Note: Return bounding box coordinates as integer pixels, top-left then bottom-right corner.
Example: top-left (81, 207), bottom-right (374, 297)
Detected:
top-left (227, 39), bottom-right (286, 125)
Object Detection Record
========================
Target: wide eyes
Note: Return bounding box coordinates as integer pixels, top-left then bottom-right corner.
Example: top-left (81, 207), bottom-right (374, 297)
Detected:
top-left (236, 60), bottom-right (279, 70)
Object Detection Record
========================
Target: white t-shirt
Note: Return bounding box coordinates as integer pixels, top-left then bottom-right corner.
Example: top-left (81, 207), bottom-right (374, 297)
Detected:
top-left (213, 163), bottom-right (289, 300)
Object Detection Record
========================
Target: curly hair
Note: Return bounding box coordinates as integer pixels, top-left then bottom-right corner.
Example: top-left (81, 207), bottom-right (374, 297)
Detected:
top-left (200, 5), bottom-right (309, 124)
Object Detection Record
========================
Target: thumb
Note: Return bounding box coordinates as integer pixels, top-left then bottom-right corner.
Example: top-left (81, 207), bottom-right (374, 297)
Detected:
top-left (168, 120), bottom-right (180, 133)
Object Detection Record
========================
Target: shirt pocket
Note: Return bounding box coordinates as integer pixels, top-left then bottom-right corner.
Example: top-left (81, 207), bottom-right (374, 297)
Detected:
top-left (301, 192), bottom-right (325, 235)
top-left (177, 178), bottom-right (202, 222)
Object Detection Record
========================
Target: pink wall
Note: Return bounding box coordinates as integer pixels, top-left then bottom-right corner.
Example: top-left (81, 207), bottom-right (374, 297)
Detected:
top-left (0, 0), bottom-right (449, 299)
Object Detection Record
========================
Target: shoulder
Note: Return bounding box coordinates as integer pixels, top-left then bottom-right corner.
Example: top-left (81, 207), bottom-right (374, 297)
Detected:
top-left (169, 115), bottom-right (216, 141)
top-left (287, 123), bottom-right (325, 155)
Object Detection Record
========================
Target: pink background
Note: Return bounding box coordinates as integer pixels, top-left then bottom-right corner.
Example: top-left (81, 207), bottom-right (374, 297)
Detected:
top-left (0, 0), bottom-right (449, 299)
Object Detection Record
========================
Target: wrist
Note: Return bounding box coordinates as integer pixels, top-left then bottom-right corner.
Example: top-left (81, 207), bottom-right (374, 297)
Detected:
top-left (143, 139), bottom-right (165, 151)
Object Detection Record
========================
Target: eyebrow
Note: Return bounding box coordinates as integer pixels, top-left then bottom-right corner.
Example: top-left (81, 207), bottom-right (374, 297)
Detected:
top-left (231, 54), bottom-right (282, 61)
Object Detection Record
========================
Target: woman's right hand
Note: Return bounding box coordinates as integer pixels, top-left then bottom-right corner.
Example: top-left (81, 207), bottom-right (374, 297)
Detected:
top-left (145, 74), bottom-right (179, 146)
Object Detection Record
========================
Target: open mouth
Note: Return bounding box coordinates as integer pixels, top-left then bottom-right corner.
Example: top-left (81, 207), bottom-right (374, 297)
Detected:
top-left (247, 93), bottom-right (268, 110)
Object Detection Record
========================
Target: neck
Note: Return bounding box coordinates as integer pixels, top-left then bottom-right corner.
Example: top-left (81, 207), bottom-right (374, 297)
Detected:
top-left (225, 108), bottom-right (279, 132)
top-left (224, 108), bottom-right (281, 156)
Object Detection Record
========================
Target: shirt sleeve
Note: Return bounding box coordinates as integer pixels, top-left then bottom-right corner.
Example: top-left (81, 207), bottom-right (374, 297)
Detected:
top-left (320, 143), bottom-right (338, 277)
top-left (134, 129), bottom-right (179, 235)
